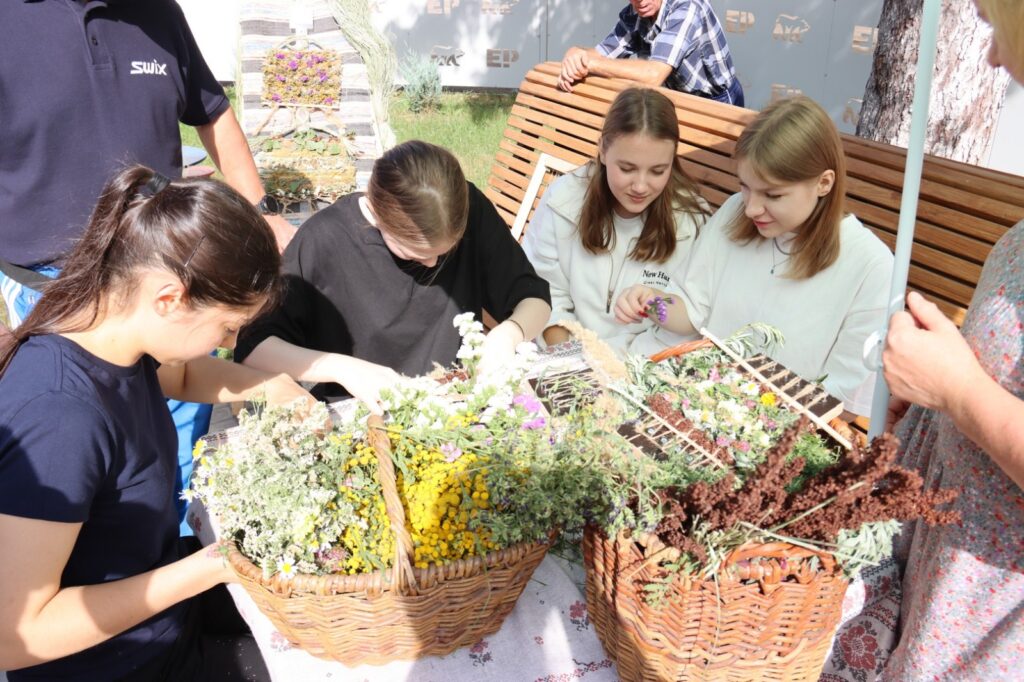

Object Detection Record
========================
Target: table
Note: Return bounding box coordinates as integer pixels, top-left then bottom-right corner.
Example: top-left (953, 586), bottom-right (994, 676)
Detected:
top-left (190, 342), bottom-right (884, 681)
top-left (188, 503), bottom-right (618, 682)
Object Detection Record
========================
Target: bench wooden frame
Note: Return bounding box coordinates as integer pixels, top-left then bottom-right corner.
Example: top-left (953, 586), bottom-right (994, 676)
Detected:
top-left (486, 62), bottom-right (1024, 329)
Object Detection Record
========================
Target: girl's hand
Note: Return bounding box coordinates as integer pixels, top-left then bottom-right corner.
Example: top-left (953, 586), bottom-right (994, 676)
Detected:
top-left (197, 541), bottom-right (238, 585)
top-left (263, 373), bottom-right (317, 410)
top-left (333, 356), bottom-right (402, 416)
top-left (478, 320), bottom-right (521, 379)
top-left (542, 324), bottom-right (572, 346)
top-left (882, 291), bottom-right (987, 414)
top-left (614, 285), bottom-right (658, 324)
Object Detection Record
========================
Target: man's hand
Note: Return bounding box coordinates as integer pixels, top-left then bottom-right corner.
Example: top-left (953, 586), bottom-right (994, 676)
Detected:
top-left (558, 47), bottom-right (590, 92)
top-left (882, 291), bottom-right (987, 414)
top-left (265, 214), bottom-right (297, 253)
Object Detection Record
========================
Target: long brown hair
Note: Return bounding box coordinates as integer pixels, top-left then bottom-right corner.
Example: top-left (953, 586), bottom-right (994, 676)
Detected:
top-left (367, 140), bottom-right (470, 248)
top-left (728, 95), bottom-right (846, 279)
top-left (0, 165), bottom-right (281, 375)
top-left (578, 88), bottom-right (707, 263)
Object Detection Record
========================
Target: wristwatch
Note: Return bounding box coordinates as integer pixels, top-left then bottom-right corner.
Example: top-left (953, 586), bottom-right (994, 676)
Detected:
top-left (256, 193), bottom-right (282, 215)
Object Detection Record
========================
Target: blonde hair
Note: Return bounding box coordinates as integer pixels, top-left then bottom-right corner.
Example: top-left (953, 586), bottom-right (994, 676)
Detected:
top-left (367, 140), bottom-right (469, 248)
top-left (978, 0), bottom-right (1024, 78)
top-left (579, 88), bottom-right (708, 263)
top-left (728, 96), bottom-right (845, 280)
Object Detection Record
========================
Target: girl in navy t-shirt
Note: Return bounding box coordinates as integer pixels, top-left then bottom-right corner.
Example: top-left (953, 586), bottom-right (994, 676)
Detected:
top-left (0, 166), bottom-right (310, 680)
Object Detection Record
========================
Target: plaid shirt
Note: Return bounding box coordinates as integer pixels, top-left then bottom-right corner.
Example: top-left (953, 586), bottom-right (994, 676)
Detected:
top-left (596, 0), bottom-right (739, 102)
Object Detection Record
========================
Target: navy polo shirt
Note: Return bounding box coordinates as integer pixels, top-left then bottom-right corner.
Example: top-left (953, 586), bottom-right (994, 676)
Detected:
top-left (0, 0), bottom-right (229, 267)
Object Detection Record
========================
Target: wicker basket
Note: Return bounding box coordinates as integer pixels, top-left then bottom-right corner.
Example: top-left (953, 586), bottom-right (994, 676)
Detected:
top-left (584, 527), bottom-right (849, 681)
top-left (226, 415), bottom-right (552, 665)
top-left (582, 337), bottom-right (850, 681)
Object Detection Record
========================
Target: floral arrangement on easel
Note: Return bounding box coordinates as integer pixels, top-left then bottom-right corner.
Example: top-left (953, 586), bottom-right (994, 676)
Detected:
top-left (250, 38), bottom-right (356, 212)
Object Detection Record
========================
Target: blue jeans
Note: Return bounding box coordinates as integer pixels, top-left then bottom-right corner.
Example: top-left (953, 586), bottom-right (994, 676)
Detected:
top-left (0, 266), bottom-right (212, 536)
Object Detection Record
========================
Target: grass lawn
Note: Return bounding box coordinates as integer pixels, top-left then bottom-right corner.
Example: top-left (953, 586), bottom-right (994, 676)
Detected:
top-left (389, 91), bottom-right (516, 189)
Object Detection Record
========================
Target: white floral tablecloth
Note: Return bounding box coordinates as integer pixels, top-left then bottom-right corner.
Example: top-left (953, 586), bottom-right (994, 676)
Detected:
top-left (188, 501), bottom-right (617, 682)
top-left (187, 341), bottom-right (891, 681)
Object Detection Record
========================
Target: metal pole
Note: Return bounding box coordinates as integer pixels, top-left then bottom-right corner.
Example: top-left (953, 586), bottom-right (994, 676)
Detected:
top-left (867, 0), bottom-right (943, 439)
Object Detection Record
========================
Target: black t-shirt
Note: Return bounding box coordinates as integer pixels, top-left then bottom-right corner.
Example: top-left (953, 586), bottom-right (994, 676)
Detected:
top-left (235, 184), bottom-right (551, 401)
top-left (0, 335), bottom-right (184, 681)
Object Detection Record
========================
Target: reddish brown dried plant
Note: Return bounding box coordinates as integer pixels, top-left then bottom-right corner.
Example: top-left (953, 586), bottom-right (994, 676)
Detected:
top-left (651, 421), bottom-right (960, 552)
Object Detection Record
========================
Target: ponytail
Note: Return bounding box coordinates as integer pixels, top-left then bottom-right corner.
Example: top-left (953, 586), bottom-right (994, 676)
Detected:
top-left (0, 165), bottom-right (281, 376)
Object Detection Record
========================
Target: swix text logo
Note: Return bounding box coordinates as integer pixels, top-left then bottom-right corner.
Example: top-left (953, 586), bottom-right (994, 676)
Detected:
top-left (130, 59), bottom-right (168, 76)
top-left (725, 10), bottom-right (755, 34)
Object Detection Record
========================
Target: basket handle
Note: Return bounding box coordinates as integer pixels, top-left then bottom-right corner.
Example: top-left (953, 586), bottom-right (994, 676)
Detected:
top-left (722, 541), bottom-right (837, 583)
top-left (367, 415), bottom-right (418, 594)
top-left (648, 339), bottom-right (714, 364)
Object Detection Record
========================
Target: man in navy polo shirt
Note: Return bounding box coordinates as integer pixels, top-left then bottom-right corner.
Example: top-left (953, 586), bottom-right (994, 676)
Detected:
top-left (0, 0), bottom-right (294, 536)
top-left (557, 0), bottom-right (744, 106)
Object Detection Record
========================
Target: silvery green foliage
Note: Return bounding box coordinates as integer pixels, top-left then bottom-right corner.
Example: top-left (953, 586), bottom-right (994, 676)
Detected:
top-left (190, 401), bottom-right (362, 578)
top-left (835, 519), bottom-right (902, 578)
top-left (720, 322), bottom-right (786, 358)
top-left (400, 51), bottom-right (442, 113)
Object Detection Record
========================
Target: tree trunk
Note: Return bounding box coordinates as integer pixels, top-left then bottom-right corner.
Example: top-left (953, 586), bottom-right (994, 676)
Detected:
top-left (857, 0), bottom-right (1011, 165)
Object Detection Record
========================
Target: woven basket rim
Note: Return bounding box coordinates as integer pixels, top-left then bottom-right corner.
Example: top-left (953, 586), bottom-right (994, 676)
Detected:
top-left (585, 525), bottom-right (847, 587)
top-left (226, 532), bottom-right (554, 596)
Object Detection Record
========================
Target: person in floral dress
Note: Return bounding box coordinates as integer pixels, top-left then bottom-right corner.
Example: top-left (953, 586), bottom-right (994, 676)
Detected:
top-left (854, 1), bottom-right (1024, 678)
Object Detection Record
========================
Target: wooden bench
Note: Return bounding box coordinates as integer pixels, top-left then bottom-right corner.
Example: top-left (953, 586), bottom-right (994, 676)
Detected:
top-left (485, 62), bottom-right (1024, 330)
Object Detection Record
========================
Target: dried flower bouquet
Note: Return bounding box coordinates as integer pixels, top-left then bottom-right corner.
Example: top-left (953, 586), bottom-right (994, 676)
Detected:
top-left (545, 324), bottom-right (959, 584)
top-left (189, 313), bottom-right (607, 580)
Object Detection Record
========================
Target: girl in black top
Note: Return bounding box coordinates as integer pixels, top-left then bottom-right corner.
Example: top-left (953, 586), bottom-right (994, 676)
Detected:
top-left (235, 140), bottom-right (552, 407)
top-left (0, 166), bottom-right (311, 680)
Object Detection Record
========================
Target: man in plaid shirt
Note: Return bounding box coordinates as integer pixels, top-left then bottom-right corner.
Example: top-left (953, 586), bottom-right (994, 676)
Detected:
top-left (558, 0), bottom-right (744, 106)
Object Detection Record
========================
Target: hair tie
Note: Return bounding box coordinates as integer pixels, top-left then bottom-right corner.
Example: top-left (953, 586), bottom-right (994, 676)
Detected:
top-left (136, 172), bottom-right (171, 200)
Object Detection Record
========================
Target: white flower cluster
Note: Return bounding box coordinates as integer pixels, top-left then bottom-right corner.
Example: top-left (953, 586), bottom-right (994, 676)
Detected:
top-left (379, 313), bottom-right (541, 427)
top-left (454, 312), bottom-right (486, 364)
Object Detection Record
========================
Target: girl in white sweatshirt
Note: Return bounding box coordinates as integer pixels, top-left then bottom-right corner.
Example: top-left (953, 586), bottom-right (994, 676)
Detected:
top-left (522, 87), bottom-right (709, 356)
top-left (616, 96), bottom-right (893, 416)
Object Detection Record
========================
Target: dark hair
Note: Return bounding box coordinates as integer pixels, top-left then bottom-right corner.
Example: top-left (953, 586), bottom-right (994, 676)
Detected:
top-left (578, 88), bottom-right (708, 263)
top-left (366, 140), bottom-right (469, 248)
top-left (727, 95), bottom-right (846, 279)
top-left (0, 165), bottom-right (281, 375)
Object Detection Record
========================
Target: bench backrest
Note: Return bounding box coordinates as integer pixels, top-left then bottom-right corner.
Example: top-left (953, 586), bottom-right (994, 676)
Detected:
top-left (485, 62), bottom-right (1024, 326)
